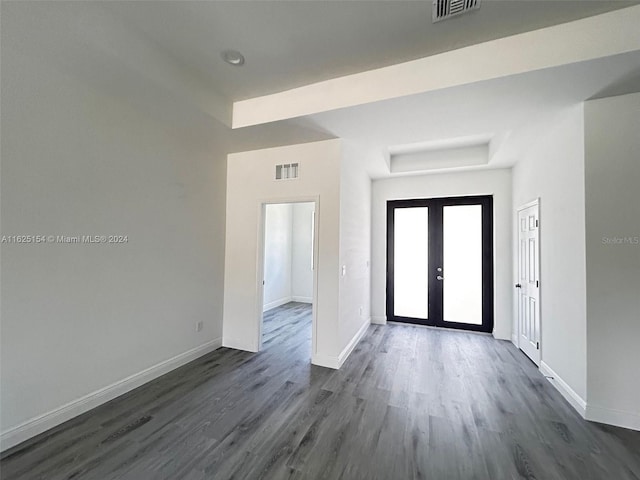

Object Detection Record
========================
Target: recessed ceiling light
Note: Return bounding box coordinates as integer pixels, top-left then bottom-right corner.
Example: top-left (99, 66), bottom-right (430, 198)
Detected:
top-left (222, 50), bottom-right (245, 66)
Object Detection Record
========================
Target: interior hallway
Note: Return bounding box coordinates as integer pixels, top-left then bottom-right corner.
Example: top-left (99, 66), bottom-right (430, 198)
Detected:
top-left (1, 303), bottom-right (639, 479)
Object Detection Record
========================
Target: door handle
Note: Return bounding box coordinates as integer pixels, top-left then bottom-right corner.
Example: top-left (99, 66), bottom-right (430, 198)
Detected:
top-left (437, 275), bottom-right (444, 281)
top-left (515, 283), bottom-right (522, 288)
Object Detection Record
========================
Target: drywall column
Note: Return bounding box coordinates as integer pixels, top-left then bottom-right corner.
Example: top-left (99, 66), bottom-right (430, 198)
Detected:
top-left (511, 106), bottom-right (587, 408)
top-left (584, 93), bottom-right (640, 430)
top-left (223, 139), bottom-right (342, 366)
top-left (338, 141), bottom-right (373, 359)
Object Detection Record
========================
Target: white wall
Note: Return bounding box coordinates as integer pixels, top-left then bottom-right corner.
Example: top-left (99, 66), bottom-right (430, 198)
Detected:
top-left (512, 105), bottom-right (587, 402)
top-left (1, 38), bottom-right (227, 449)
top-left (291, 202), bottom-right (315, 303)
top-left (338, 142), bottom-right (373, 358)
top-left (0, 2), bottom-right (335, 450)
top-left (263, 204), bottom-right (293, 310)
top-left (584, 93), bottom-right (640, 430)
top-left (223, 140), bottom-right (342, 366)
top-left (371, 169), bottom-right (512, 340)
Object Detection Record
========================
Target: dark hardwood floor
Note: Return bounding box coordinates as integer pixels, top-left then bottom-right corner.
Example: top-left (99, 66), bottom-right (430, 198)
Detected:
top-left (2, 302), bottom-right (639, 479)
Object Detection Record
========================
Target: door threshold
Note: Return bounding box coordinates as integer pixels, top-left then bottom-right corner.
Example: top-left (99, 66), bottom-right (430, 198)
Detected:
top-left (387, 321), bottom-right (493, 336)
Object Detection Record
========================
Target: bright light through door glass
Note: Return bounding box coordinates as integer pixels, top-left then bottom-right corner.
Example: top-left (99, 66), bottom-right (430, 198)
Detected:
top-left (394, 207), bottom-right (428, 319)
top-left (443, 205), bottom-right (482, 325)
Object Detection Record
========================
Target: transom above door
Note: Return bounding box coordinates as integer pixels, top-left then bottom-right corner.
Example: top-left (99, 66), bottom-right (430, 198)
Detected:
top-left (386, 196), bottom-right (494, 333)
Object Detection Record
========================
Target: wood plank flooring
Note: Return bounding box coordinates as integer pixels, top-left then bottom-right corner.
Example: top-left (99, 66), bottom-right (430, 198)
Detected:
top-left (2, 302), bottom-right (639, 479)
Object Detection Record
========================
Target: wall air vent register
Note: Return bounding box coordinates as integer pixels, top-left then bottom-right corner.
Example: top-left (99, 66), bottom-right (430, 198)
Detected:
top-left (275, 163), bottom-right (299, 180)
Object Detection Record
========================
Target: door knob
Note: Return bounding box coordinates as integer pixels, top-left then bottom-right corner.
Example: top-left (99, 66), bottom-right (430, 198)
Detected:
top-left (437, 275), bottom-right (444, 281)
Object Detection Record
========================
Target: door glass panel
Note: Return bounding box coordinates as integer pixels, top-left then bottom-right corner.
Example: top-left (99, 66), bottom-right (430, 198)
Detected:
top-left (394, 207), bottom-right (429, 318)
top-left (443, 205), bottom-right (482, 324)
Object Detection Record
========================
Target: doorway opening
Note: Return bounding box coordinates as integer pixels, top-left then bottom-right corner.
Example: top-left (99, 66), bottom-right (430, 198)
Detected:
top-left (259, 201), bottom-right (316, 358)
top-left (386, 195), bottom-right (494, 333)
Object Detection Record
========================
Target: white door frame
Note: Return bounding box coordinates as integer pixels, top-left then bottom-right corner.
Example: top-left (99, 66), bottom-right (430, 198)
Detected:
top-left (516, 198), bottom-right (541, 365)
top-left (256, 196), bottom-right (320, 358)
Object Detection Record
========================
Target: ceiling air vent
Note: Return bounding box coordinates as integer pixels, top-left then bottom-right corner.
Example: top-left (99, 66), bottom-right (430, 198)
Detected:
top-left (433, 0), bottom-right (481, 23)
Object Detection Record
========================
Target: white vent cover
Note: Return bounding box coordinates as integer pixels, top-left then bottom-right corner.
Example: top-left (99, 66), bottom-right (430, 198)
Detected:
top-left (275, 163), bottom-right (299, 180)
top-left (433, 0), bottom-right (481, 22)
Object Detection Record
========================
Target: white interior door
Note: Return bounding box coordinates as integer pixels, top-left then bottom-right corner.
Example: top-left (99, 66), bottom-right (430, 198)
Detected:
top-left (517, 201), bottom-right (541, 365)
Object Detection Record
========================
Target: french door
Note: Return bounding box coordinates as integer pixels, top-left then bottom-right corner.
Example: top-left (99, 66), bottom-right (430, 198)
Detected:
top-left (386, 196), bottom-right (494, 333)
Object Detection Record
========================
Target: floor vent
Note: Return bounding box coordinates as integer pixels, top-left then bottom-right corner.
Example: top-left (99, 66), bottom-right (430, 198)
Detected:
top-left (275, 163), bottom-right (299, 180)
top-left (433, 0), bottom-right (481, 22)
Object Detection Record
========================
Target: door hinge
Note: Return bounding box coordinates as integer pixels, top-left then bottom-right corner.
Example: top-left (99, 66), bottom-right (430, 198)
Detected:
top-left (536, 280), bottom-right (539, 288)
top-left (536, 219), bottom-right (539, 227)
top-left (536, 342), bottom-right (540, 350)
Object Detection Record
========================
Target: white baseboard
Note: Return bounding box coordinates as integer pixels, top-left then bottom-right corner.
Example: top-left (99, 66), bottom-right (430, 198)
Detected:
top-left (263, 296), bottom-right (293, 312)
top-left (492, 331), bottom-right (511, 341)
top-left (371, 315), bottom-right (387, 325)
top-left (222, 337), bottom-right (258, 353)
top-left (0, 337), bottom-right (222, 452)
top-left (291, 296), bottom-right (312, 304)
top-left (539, 361), bottom-right (587, 417)
top-left (338, 319), bottom-right (370, 368)
top-left (586, 405), bottom-right (640, 431)
top-left (511, 334), bottom-right (518, 347)
top-left (312, 319), bottom-right (370, 370)
top-left (311, 353), bottom-right (340, 369)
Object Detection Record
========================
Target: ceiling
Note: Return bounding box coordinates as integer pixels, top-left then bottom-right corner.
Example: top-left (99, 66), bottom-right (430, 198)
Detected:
top-left (102, 0), bottom-right (637, 101)
top-left (4, 1), bottom-right (639, 178)
top-left (299, 50), bottom-right (640, 177)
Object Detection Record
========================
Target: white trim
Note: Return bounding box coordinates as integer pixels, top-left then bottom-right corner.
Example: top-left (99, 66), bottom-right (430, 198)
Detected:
top-left (371, 315), bottom-right (387, 325)
top-left (0, 338), bottom-right (222, 452)
top-left (263, 296), bottom-right (293, 312)
top-left (539, 361), bottom-right (587, 417)
top-left (537, 361), bottom-right (639, 431)
top-left (585, 405), bottom-right (640, 432)
top-left (256, 196), bottom-right (320, 356)
top-left (311, 320), bottom-right (370, 370)
top-left (492, 331), bottom-right (511, 341)
top-left (311, 353), bottom-right (339, 369)
top-left (338, 320), bottom-right (370, 367)
top-left (222, 336), bottom-right (258, 353)
top-left (291, 296), bottom-right (313, 304)
top-left (517, 197), bottom-right (541, 212)
top-left (511, 334), bottom-right (518, 347)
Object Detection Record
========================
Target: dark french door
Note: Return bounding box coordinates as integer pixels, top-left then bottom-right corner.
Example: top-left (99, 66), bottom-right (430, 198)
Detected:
top-left (386, 195), bottom-right (494, 333)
